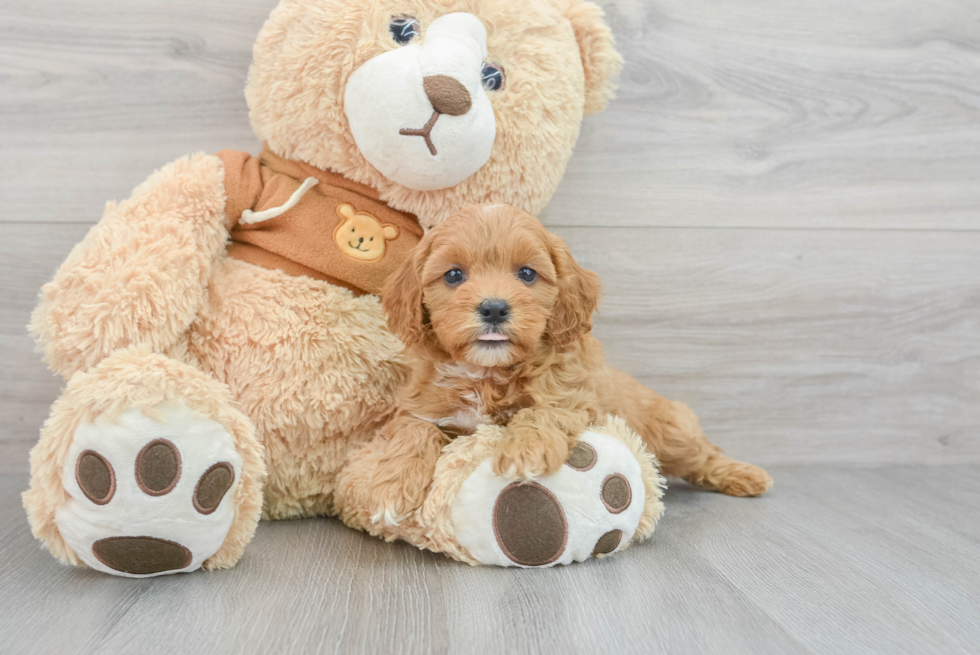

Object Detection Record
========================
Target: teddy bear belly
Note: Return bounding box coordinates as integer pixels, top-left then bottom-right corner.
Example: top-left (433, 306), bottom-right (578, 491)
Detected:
top-left (187, 256), bottom-right (412, 518)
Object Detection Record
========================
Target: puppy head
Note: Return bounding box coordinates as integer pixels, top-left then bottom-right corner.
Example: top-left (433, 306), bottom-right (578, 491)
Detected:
top-left (383, 204), bottom-right (601, 367)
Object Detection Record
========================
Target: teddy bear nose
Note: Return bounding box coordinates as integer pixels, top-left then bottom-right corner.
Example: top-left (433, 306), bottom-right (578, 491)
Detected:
top-left (423, 75), bottom-right (472, 116)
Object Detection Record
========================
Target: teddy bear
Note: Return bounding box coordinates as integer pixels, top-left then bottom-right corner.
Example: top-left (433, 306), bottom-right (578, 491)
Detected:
top-left (333, 204), bottom-right (402, 261)
top-left (24, 0), bottom-right (770, 577)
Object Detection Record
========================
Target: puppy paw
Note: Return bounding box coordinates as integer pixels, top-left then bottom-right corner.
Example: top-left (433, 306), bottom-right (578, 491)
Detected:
top-left (716, 463), bottom-right (773, 497)
top-left (492, 428), bottom-right (569, 479)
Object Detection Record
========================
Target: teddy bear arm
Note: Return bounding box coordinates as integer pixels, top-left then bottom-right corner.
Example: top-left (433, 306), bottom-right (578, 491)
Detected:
top-left (214, 150), bottom-right (265, 229)
top-left (30, 153), bottom-right (233, 380)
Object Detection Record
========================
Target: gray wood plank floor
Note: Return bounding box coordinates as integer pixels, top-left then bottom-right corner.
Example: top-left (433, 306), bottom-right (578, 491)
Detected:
top-left (1, 465), bottom-right (978, 655)
top-left (1, 0), bottom-right (979, 653)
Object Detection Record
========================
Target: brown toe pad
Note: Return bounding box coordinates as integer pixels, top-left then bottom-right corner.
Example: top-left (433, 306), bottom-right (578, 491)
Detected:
top-left (492, 482), bottom-right (567, 566)
top-left (601, 473), bottom-right (632, 514)
top-left (565, 441), bottom-right (597, 471)
top-left (592, 529), bottom-right (623, 556)
top-left (92, 536), bottom-right (192, 575)
top-left (193, 462), bottom-right (235, 515)
top-left (76, 450), bottom-right (115, 505)
top-left (135, 439), bottom-right (181, 496)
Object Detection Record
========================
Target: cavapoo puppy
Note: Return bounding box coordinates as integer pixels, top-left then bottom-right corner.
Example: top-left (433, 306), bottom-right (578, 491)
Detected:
top-left (364, 204), bottom-right (772, 523)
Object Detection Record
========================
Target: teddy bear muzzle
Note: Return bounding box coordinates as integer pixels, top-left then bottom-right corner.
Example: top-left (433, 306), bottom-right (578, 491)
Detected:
top-left (344, 12), bottom-right (497, 192)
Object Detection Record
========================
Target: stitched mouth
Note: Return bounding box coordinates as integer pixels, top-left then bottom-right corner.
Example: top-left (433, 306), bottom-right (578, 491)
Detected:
top-left (348, 242), bottom-right (370, 252)
top-left (399, 110), bottom-right (440, 156)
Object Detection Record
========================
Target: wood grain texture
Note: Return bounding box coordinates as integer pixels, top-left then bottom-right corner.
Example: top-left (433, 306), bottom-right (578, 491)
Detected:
top-left (1, 465), bottom-right (978, 655)
top-left (544, 0), bottom-right (980, 229)
top-left (2, 1), bottom-right (979, 653)
top-left (1, 0), bottom-right (978, 228)
top-left (0, 224), bottom-right (91, 451)
top-left (564, 226), bottom-right (980, 465)
top-left (0, 0), bottom-right (272, 224)
top-left (5, 223), bottom-right (978, 466)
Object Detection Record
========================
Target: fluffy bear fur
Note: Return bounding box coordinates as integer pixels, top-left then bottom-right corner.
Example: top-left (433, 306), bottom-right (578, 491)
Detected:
top-left (337, 416), bottom-right (665, 564)
top-left (23, 345), bottom-right (266, 570)
top-left (247, 0), bottom-right (621, 227)
top-left (25, 0), bottom-right (627, 571)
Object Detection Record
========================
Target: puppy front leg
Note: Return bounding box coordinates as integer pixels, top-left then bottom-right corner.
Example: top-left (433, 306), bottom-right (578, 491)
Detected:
top-left (365, 414), bottom-right (449, 525)
top-left (493, 408), bottom-right (589, 479)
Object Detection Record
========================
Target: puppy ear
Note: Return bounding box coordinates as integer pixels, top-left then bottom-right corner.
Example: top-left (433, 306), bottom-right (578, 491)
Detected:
top-left (547, 233), bottom-right (602, 348)
top-left (382, 241), bottom-right (430, 347)
top-left (561, 0), bottom-right (623, 115)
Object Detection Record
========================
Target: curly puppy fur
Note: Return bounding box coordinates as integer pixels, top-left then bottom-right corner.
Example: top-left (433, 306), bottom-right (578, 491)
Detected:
top-left (359, 205), bottom-right (773, 522)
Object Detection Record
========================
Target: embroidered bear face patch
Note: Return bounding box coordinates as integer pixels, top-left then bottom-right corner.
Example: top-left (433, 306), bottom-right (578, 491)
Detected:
top-left (333, 203), bottom-right (399, 261)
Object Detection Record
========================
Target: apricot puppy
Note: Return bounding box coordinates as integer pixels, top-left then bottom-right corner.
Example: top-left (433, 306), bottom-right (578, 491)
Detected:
top-left (365, 204), bottom-right (772, 524)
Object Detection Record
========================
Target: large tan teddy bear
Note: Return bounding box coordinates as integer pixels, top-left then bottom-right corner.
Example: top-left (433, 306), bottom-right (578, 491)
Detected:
top-left (24, 0), bottom-right (770, 577)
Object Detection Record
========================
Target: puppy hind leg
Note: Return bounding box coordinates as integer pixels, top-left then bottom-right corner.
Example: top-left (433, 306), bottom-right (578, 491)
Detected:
top-left (651, 401), bottom-right (772, 497)
top-left (602, 369), bottom-right (772, 497)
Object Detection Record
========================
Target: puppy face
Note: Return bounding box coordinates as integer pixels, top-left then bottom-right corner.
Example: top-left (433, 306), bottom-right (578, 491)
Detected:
top-left (383, 204), bottom-right (601, 367)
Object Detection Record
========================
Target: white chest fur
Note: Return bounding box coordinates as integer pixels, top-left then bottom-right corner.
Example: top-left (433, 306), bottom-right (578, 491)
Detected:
top-left (423, 363), bottom-right (513, 435)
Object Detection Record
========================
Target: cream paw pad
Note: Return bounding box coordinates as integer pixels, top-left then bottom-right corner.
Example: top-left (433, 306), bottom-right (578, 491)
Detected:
top-left (55, 402), bottom-right (242, 577)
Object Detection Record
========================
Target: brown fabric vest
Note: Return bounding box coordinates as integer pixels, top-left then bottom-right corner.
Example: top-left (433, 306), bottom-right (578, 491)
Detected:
top-left (217, 146), bottom-right (423, 296)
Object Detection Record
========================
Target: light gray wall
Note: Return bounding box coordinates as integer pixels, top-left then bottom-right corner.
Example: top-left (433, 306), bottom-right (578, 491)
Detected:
top-left (2, 0), bottom-right (978, 466)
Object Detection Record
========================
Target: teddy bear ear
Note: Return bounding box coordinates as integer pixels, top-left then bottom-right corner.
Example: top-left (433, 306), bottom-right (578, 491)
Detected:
top-left (336, 203), bottom-right (356, 220)
top-left (560, 0), bottom-right (624, 115)
top-left (382, 225), bottom-right (399, 240)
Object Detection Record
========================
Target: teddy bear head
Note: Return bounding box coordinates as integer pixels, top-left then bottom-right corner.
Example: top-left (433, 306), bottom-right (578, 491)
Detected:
top-left (246, 0), bottom-right (621, 228)
top-left (332, 203), bottom-right (400, 261)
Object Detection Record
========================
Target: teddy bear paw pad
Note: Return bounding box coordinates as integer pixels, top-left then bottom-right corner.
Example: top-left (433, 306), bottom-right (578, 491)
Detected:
top-left (55, 401), bottom-right (241, 577)
top-left (451, 431), bottom-right (645, 567)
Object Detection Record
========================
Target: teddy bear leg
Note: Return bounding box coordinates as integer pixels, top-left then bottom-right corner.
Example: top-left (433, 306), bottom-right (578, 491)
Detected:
top-left (444, 421), bottom-right (663, 567)
top-left (22, 346), bottom-right (265, 577)
top-left (342, 419), bottom-right (664, 567)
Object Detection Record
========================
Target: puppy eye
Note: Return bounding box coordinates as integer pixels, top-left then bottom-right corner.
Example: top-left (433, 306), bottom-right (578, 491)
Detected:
top-left (517, 267), bottom-right (537, 283)
top-left (444, 268), bottom-right (465, 286)
top-left (389, 16), bottom-right (421, 44)
top-left (481, 62), bottom-right (505, 92)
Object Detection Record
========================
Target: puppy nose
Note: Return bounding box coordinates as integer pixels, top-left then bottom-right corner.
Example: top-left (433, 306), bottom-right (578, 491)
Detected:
top-left (423, 75), bottom-right (472, 116)
top-left (478, 299), bottom-right (510, 325)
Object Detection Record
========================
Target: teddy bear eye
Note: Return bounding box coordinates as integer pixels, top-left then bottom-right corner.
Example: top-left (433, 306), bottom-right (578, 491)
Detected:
top-left (389, 16), bottom-right (421, 44)
top-left (444, 268), bottom-right (465, 286)
top-left (481, 63), bottom-right (505, 92)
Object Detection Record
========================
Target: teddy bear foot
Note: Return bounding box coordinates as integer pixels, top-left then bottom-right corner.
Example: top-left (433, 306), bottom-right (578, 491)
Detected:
top-left (450, 428), bottom-right (658, 567)
top-left (56, 401), bottom-right (243, 577)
